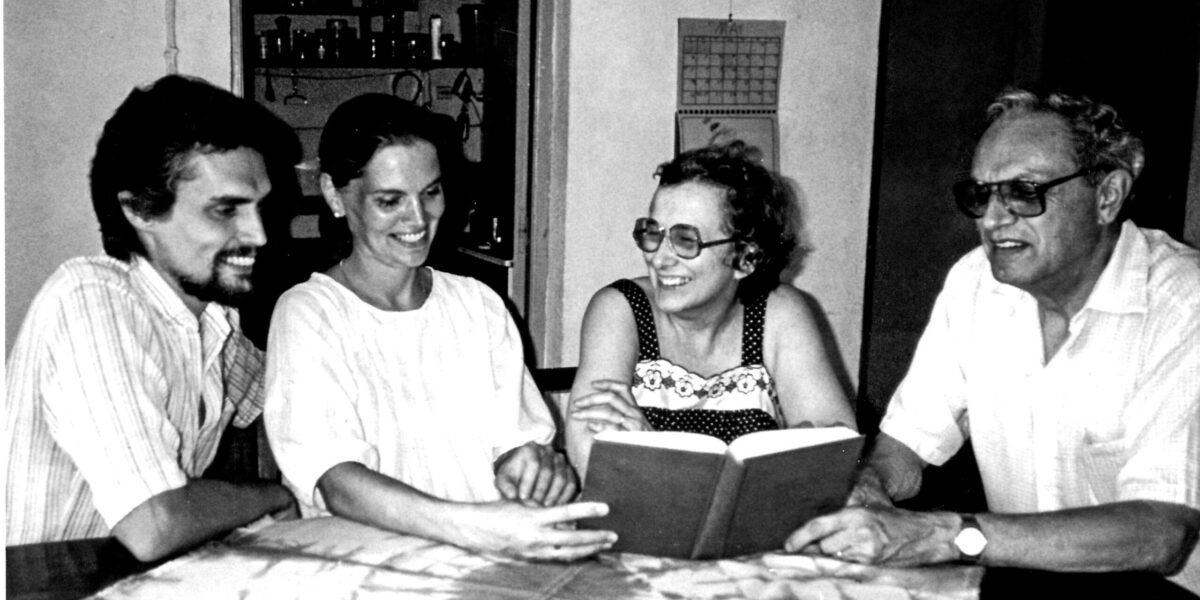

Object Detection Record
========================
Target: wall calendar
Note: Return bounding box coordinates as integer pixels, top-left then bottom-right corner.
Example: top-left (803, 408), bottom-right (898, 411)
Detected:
top-left (676, 18), bottom-right (785, 171)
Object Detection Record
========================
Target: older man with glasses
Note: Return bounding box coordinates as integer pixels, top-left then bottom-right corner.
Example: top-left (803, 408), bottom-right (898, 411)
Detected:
top-left (784, 87), bottom-right (1200, 594)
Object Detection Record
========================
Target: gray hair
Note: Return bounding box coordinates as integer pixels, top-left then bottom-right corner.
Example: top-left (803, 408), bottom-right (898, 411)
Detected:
top-left (986, 88), bottom-right (1145, 185)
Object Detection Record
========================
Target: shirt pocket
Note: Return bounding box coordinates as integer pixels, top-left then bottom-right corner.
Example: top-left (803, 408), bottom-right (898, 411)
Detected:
top-left (1078, 436), bottom-right (1124, 504)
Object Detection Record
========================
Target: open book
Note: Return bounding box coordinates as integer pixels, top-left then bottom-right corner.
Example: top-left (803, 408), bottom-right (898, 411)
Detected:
top-left (578, 426), bottom-right (864, 559)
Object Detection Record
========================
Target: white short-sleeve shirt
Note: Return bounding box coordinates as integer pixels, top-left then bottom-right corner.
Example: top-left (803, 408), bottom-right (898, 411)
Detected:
top-left (881, 222), bottom-right (1200, 593)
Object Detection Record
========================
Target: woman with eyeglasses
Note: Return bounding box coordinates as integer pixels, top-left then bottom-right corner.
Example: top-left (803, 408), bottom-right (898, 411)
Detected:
top-left (565, 142), bottom-right (856, 477)
top-left (263, 93), bottom-right (616, 561)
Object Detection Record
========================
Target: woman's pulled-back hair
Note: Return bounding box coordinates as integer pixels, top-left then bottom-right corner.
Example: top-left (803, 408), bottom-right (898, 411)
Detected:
top-left (318, 93), bottom-right (462, 189)
top-left (317, 93), bottom-right (465, 264)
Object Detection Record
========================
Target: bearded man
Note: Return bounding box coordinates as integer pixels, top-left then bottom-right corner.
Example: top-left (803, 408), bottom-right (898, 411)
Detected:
top-left (6, 75), bottom-right (300, 561)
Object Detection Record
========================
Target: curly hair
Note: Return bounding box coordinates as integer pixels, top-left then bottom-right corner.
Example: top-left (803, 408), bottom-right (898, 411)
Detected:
top-left (985, 87), bottom-right (1145, 187)
top-left (654, 141), bottom-right (797, 302)
top-left (89, 75), bottom-right (299, 261)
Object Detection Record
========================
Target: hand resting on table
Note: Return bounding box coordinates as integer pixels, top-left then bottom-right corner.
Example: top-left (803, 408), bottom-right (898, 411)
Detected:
top-left (494, 442), bottom-right (578, 507)
top-left (319, 462), bottom-right (616, 563)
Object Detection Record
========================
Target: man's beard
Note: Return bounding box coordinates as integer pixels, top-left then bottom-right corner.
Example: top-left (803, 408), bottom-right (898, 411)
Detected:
top-left (177, 247), bottom-right (257, 307)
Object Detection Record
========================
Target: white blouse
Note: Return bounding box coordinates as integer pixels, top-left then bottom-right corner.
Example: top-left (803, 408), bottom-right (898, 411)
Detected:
top-left (264, 269), bottom-right (554, 516)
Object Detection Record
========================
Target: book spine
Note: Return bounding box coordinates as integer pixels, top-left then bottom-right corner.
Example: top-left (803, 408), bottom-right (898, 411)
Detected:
top-left (690, 455), bottom-right (746, 559)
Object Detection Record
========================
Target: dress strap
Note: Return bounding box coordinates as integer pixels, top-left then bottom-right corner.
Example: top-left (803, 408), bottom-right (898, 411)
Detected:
top-left (741, 292), bottom-right (768, 366)
top-left (609, 279), bottom-right (660, 361)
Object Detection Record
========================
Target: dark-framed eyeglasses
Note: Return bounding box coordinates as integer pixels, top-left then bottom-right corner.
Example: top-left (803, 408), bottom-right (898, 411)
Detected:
top-left (632, 217), bottom-right (736, 259)
top-left (952, 169), bottom-right (1090, 219)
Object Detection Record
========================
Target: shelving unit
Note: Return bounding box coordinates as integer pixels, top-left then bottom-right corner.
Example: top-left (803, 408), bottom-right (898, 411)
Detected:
top-left (235, 0), bottom-right (529, 304)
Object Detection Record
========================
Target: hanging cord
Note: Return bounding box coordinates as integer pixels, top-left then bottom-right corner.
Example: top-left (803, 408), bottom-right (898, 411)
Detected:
top-left (163, 0), bottom-right (179, 74)
top-left (728, 0), bottom-right (735, 22)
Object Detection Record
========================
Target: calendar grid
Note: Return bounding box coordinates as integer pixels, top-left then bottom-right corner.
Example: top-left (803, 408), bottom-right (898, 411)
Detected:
top-left (680, 35), bottom-right (781, 107)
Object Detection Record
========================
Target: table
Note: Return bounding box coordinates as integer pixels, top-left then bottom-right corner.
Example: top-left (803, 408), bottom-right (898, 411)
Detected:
top-left (6, 537), bottom-right (161, 600)
top-left (81, 517), bottom-right (985, 600)
top-left (7, 517), bottom-right (1196, 600)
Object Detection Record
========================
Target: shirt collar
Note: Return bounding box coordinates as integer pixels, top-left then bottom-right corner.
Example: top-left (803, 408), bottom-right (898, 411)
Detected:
top-left (1080, 221), bottom-right (1147, 315)
top-left (983, 220), bottom-right (1148, 316)
top-left (130, 256), bottom-right (236, 338)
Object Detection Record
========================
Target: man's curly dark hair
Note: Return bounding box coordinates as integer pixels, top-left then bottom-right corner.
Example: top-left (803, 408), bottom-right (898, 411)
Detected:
top-left (89, 75), bottom-right (299, 261)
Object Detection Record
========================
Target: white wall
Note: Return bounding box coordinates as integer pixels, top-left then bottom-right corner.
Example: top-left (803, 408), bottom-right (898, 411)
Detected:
top-left (5, 0), bottom-right (233, 351)
top-left (559, 1), bottom-right (880, 389)
top-left (5, 0), bottom-right (882, 384)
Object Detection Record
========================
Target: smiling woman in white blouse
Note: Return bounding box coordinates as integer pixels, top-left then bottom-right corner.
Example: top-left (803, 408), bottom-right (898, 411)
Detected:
top-left (263, 93), bottom-right (616, 562)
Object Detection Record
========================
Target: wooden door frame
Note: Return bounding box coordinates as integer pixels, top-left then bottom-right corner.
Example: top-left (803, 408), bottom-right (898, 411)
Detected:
top-left (1188, 64), bottom-right (1200, 248)
top-left (230, 0), bottom-right (244, 96)
top-left (524, 0), bottom-right (570, 367)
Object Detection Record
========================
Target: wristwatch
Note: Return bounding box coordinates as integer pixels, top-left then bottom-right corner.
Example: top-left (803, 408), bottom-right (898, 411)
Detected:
top-left (954, 513), bottom-right (988, 563)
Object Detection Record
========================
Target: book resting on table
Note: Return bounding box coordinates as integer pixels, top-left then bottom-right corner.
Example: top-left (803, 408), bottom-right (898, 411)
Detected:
top-left (578, 425), bottom-right (865, 559)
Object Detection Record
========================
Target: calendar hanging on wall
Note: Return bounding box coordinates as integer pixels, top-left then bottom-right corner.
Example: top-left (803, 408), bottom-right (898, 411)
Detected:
top-left (676, 18), bottom-right (785, 171)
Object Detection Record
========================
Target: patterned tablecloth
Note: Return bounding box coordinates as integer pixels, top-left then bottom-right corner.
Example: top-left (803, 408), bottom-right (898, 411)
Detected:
top-left (91, 517), bottom-right (982, 599)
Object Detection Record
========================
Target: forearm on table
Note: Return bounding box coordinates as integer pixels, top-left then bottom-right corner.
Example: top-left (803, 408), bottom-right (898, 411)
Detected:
top-left (318, 462), bottom-right (484, 548)
top-left (978, 501), bottom-right (1200, 574)
top-left (112, 478), bottom-right (294, 562)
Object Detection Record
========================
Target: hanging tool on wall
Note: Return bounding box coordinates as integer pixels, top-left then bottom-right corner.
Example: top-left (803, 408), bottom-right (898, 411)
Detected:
top-left (450, 69), bottom-right (482, 143)
top-left (283, 70), bottom-right (308, 105)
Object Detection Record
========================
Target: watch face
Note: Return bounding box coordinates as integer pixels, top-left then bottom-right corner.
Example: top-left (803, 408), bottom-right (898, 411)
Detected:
top-left (955, 527), bottom-right (987, 556)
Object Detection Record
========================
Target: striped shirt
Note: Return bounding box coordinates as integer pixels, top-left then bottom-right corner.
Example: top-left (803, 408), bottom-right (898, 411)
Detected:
top-left (881, 222), bottom-right (1200, 593)
top-left (5, 255), bottom-right (265, 544)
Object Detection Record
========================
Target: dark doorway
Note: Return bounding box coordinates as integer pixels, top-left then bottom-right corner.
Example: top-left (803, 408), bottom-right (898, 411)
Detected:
top-left (1039, 2), bottom-right (1200, 235)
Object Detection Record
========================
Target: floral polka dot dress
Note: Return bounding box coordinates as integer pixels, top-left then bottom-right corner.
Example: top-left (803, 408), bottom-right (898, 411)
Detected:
top-left (610, 279), bottom-right (784, 444)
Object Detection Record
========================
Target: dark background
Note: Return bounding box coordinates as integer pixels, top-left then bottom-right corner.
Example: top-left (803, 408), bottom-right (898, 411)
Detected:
top-left (859, 0), bottom-right (1199, 511)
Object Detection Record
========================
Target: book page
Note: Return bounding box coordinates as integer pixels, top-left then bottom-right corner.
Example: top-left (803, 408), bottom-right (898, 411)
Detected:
top-left (726, 426), bottom-right (859, 460)
top-left (594, 430), bottom-right (727, 455)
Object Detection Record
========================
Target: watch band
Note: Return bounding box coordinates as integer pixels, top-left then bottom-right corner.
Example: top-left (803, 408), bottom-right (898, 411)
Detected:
top-left (954, 513), bottom-right (987, 563)
top-left (959, 512), bottom-right (981, 531)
